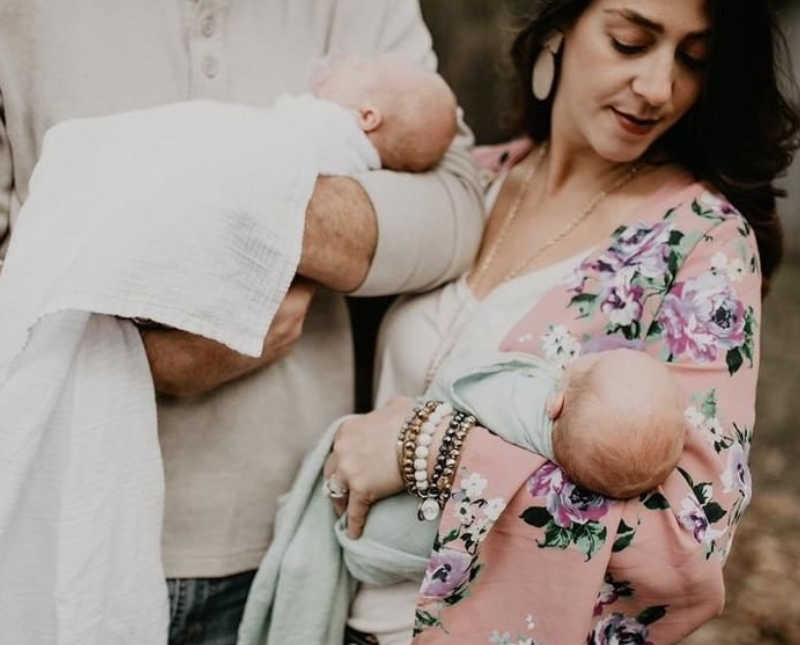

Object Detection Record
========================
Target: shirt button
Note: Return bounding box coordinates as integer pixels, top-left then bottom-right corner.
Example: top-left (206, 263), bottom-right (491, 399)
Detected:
top-left (201, 14), bottom-right (216, 38)
top-left (203, 56), bottom-right (219, 79)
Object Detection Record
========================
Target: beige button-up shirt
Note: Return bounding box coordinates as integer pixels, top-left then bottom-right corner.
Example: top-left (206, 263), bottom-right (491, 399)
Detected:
top-left (0, 0), bottom-right (483, 577)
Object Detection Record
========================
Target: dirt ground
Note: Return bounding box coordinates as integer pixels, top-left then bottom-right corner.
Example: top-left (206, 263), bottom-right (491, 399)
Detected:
top-left (683, 261), bottom-right (800, 644)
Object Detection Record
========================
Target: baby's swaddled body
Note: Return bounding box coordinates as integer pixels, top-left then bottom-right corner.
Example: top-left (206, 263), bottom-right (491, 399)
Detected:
top-left (335, 351), bottom-right (561, 584)
top-left (338, 348), bottom-right (686, 585)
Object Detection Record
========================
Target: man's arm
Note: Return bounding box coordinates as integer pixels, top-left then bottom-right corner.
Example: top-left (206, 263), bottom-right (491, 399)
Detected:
top-left (144, 279), bottom-right (316, 397)
top-left (147, 1), bottom-right (485, 394)
top-left (297, 176), bottom-right (376, 292)
top-left (325, 0), bottom-right (485, 296)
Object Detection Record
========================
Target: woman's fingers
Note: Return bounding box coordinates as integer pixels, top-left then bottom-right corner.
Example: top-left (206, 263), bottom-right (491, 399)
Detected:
top-left (323, 397), bottom-right (417, 533)
top-left (322, 453), bottom-right (348, 516)
top-left (322, 452), bottom-right (337, 479)
top-left (346, 489), bottom-right (373, 539)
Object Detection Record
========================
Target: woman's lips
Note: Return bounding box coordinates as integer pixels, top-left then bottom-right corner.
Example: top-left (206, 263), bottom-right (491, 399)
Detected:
top-left (611, 107), bottom-right (660, 136)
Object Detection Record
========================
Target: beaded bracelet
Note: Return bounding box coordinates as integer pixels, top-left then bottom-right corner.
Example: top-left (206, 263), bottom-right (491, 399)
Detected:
top-left (398, 401), bottom-right (476, 521)
top-left (417, 411), bottom-right (476, 520)
top-left (398, 401), bottom-right (444, 496)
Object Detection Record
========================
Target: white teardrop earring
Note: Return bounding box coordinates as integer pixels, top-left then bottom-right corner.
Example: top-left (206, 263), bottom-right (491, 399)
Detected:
top-left (531, 30), bottom-right (564, 101)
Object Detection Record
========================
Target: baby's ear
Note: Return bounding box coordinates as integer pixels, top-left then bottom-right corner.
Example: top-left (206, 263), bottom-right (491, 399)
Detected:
top-left (358, 106), bottom-right (383, 133)
top-left (546, 389), bottom-right (566, 420)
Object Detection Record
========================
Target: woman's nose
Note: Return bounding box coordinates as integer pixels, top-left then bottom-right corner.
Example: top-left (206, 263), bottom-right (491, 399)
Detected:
top-left (631, 51), bottom-right (674, 108)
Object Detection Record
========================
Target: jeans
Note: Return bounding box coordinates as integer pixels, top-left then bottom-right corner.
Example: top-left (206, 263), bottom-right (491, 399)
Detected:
top-left (167, 570), bottom-right (256, 645)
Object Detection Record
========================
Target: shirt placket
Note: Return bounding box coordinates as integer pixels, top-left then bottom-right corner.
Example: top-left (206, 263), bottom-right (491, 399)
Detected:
top-left (186, 0), bottom-right (228, 99)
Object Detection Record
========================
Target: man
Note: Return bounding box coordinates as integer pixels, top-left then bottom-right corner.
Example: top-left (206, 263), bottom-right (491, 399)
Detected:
top-left (0, 1), bottom-right (483, 642)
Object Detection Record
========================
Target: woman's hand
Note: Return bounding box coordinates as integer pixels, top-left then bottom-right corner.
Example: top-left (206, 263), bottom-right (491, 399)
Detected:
top-left (323, 396), bottom-right (415, 539)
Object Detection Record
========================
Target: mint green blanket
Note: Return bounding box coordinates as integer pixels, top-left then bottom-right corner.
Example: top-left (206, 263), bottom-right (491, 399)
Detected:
top-left (237, 352), bottom-right (559, 645)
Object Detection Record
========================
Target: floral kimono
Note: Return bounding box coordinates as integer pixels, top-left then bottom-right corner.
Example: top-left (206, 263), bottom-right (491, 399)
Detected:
top-left (412, 148), bottom-right (761, 644)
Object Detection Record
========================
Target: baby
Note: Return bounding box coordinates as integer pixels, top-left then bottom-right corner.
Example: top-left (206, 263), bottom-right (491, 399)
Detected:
top-left (334, 347), bottom-right (685, 590)
top-left (431, 347), bottom-right (686, 499)
top-left (133, 57), bottom-right (457, 332)
top-left (311, 54), bottom-right (459, 172)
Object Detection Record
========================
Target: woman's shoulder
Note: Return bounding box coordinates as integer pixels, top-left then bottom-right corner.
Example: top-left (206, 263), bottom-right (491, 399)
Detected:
top-left (633, 168), bottom-right (752, 235)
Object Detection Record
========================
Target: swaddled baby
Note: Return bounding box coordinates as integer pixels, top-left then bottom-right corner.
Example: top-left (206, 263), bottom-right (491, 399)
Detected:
top-left (312, 54), bottom-right (458, 172)
top-left (342, 348), bottom-right (686, 584)
top-left (435, 347), bottom-right (686, 499)
top-left (133, 56), bottom-right (457, 331)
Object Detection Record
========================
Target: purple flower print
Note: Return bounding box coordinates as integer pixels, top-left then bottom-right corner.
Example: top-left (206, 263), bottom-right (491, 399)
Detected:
top-left (594, 580), bottom-right (618, 617)
top-left (659, 273), bottom-right (746, 362)
top-left (678, 495), bottom-right (709, 543)
top-left (528, 463), bottom-right (609, 528)
top-left (419, 550), bottom-right (472, 599)
top-left (581, 336), bottom-right (644, 354)
top-left (722, 442), bottom-right (752, 505)
top-left (588, 613), bottom-right (653, 645)
top-left (528, 462), bottom-right (565, 497)
top-left (599, 268), bottom-right (645, 327)
top-left (699, 191), bottom-right (737, 216)
top-left (590, 221), bottom-right (672, 280)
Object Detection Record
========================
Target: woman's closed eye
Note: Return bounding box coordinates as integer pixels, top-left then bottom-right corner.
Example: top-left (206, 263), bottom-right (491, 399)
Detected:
top-left (678, 51), bottom-right (707, 71)
top-left (609, 37), bottom-right (708, 72)
top-left (610, 37), bottom-right (647, 55)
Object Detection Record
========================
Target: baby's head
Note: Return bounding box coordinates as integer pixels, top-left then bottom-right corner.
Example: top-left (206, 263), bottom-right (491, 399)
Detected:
top-left (548, 349), bottom-right (685, 499)
top-left (313, 55), bottom-right (458, 172)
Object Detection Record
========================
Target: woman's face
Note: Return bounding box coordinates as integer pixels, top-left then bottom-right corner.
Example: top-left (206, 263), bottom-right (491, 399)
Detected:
top-left (554, 0), bottom-right (711, 162)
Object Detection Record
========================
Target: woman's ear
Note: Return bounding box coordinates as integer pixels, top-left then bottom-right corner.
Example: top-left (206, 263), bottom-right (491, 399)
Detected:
top-left (358, 106), bottom-right (383, 132)
top-left (546, 389), bottom-right (566, 421)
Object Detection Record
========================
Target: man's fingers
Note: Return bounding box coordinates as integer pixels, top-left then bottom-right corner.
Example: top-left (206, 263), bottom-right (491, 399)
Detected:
top-left (346, 492), bottom-right (372, 539)
top-left (287, 277), bottom-right (317, 304)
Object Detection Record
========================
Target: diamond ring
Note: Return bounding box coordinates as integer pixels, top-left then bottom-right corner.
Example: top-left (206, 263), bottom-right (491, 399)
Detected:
top-left (323, 475), bottom-right (349, 499)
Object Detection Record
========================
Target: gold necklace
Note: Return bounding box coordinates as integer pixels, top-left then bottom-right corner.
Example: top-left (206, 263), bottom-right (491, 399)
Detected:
top-left (422, 147), bottom-right (643, 389)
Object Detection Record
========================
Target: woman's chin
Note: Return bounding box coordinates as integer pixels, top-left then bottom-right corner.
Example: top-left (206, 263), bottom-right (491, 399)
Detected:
top-left (592, 138), bottom-right (651, 165)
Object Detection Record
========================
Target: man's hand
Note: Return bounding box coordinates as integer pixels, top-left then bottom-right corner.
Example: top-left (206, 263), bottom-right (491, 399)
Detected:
top-left (141, 279), bottom-right (316, 397)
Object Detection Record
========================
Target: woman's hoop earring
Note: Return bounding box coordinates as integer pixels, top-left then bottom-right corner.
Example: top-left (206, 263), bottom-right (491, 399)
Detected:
top-left (532, 30), bottom-right (564, 101)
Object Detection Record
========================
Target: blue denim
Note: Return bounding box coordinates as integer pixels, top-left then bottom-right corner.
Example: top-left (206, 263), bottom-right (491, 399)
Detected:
top-left (167, 570), bottom-right (256, 645)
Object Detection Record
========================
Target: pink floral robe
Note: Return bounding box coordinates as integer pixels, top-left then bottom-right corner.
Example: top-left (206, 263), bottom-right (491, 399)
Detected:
top-left (412, 147), bottom-right (761, 644)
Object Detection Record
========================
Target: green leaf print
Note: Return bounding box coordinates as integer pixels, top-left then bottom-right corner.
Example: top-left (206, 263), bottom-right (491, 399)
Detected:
top-left (520, 507), bottom-right (551, 528)
top-left (726, 348), bottom-right (743, 375)
top-left (573, 522), bottom-right (608, 561)
top-left (637, 605), bottom-right (668, 626)
top-left (642, 492), bottom-right (670, 510)
top-left (540, 522), bottom-right (571, 549)
top-left (703, 502), bottom-right (727, 524)
top-left (612, 519), bottom-right (637, 553)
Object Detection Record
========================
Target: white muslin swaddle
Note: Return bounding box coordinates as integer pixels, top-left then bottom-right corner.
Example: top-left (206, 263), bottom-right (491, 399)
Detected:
top-left (0, 97), bottom-right (377, 645)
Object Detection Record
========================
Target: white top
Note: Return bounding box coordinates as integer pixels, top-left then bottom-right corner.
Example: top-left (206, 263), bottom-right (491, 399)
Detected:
top-left (350, 177), bottom-right (591, 641)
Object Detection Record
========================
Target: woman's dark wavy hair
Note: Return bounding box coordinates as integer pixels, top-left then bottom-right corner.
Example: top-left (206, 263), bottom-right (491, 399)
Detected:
top-left (510, 0), bottom-right (800, 295)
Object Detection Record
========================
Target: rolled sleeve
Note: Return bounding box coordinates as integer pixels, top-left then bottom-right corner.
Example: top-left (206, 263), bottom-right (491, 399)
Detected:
top-left (335, 1), bottom-right (485, 296)
top-left (351, 110), bottom-right (483, 296)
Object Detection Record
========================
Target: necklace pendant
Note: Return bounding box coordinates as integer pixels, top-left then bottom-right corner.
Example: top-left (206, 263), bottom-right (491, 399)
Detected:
top-left (418, 498), bottom-right (441, 521)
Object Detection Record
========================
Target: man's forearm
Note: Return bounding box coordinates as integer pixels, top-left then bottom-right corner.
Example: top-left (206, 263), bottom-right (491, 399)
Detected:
top-left (141, 328), bottom-right (271, 397)
top-left (298, 175), bottom-right (377, 292)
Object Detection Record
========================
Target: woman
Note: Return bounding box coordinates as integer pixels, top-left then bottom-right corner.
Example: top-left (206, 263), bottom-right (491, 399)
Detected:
top-left (241, 0), bottom-right (799, 642)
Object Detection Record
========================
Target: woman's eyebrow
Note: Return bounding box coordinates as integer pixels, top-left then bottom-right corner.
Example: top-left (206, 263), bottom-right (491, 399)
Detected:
top-left (603, 8), bottom-right (710, 39)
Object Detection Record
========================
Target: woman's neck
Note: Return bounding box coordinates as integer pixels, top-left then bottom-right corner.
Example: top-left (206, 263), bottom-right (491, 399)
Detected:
top-left (543, 123), bottom-right (634, 198)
